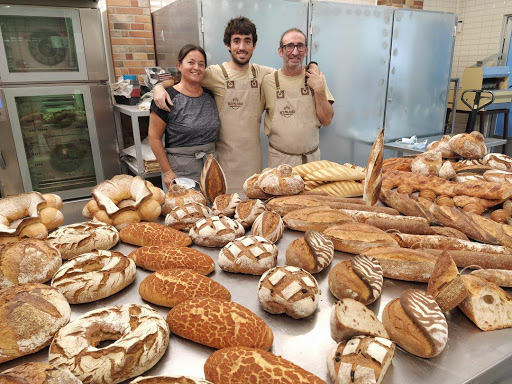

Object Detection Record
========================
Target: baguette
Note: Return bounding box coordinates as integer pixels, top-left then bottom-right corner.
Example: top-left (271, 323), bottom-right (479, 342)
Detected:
top-left (266, 196), bottom-right (330, 216)
top-left (365, 217), bottom-right (435, 235)
top-left (283, 207), bottom-right (353, 232)
top-left (324, 222), bottom-right (399, 254)
top-left (470, 269), bottom-right (512, 287)
top-left (423, 249), bottom-right (512, 270)
top-left (339, 209), bottom-right (428, 225)
top-left (363, 128), bottom-right (384, 206)
top-left (430, 226), bottom-right (469, 240)
top-left (379, 189), bottom-right (440, 225)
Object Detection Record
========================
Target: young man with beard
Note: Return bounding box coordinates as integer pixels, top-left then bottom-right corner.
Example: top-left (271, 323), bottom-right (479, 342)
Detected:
top-left (261, 28), bottom-right (334, 168)
top-left (153, 17), bottom-right (273, 194)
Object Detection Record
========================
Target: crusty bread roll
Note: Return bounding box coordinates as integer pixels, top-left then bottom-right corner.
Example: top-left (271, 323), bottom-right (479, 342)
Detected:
top-left (459, 274), bottom-right (512, 331)
top-left (324, 222), bottom-right (399, 254)
top-left (0, 283), bottom-right (71, 363)
top-left (438, 160), bottom-right (456, 180)
top-left (285, 230), bottom-right (334, 273)
top-left (47, 221), bottom-right (119, 259)
top-left (200, 154), bottom-right (227, 204)
top-left (483, 153), bottom-right (512, 171)
top-left (128, 245), bottom-right (215, 275)
top-left (283, 207), bottom-right (353, 232)
top-left (293, 159), bottom-right (339, 178)
top-left (139, 269), bottom-right (231, 307)
top-left (167, 297), bottom-right (273, 350)
top-left (49, 304), bottom-right (169, 384)
top-left (363, 127), bottom-right (384, 205)
top-left (212, 193), bottom-right (241, 217)
top-left (243, 172), bottom-right (273, 199)
top-left (257, 164), bottom-right (304, 196)
top-left (189, 216), bottom-right (244, 247)
top-left (120, 222), bottom-right (192, 247)
top-left (51, 250), bottom-right (136, 304)
top-left (449, 131), bottom-right (487, 159)
top-left (328, 256), bottom-right (383, 305)
top-left (234, 199), bottom-right (267, 228)
top-left (0, 362), bottom-right (81, 384)
top-left (470, 268), bottom-right (512, 287)
top-left (130, 377), bottom-right (212, 384)
top-left (219, 235), bottom-right (278, 275)
top-left (0, 238), bottom-right (61, 288)
top-left (204, 347), bottom-right (326, 384)
top-left (327, 336), bottom-right (395, 384)
top-left (491, 209), bottom-right (512, 223)
top-left (164, 202), bottom-right (213, 231)
top-left (38, 206), bottom-right (64, 231)
top-left (330, 299), bottom-right (388, 343)
top-left (251, 211), bottom-right (285, 243)
top-left (162, 184), bottom-right (206, 215)
top-left (42, 193), bottom-right (63, 209)
top-left (382, 289), bottom-right (448, 358)
top-left (411, 150), bottom-right (443, 176)
top-left (382, 157), bottom-right (413, 172)
top-left (427, 135), bottom-right (458, 158)
top-left (258, 266), bottom-right (320, 319)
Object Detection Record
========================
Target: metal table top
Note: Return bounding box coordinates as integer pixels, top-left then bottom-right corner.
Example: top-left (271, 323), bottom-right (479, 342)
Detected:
top-left (1, 226), bottom-right (512, 383)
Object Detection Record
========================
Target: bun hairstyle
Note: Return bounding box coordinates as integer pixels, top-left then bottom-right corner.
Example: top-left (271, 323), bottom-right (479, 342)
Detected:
top-left (223, 16), bottom-right (258, 45)
top-left (175, 44), bottom-right (207, 84)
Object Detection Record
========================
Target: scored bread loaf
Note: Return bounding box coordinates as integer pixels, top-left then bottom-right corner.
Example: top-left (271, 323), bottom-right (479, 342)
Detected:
top-left (364, 217), bottom-right (435, 236)
top-left (0, 362), bottom-right (81, 384)
top-left (0, 238), bottom-right (61, 288)
top-left (382, 289), bottom-right (448, 358)
top-left (266, 195), bottom-right (330, 216)
top-left (422, 249), bottom-right (512, 270)
top-left (430, 226), bottom-right (469, 240)
top-left (258, 266), bottom-right (320, 319)
top-left (283, 207), bottom-right (353, 232)
top-left (328, 255), bottom-right (383, 305)
top-left (470, 269), bottom-right (512, 287)
top-left (411, 150), bottom-right (443, 176)
top-left (243, 172), bottom-right (273, 199)
top-left (218, 235), bottom-right (278, 275)
top-left (379, 188), bottom-right (440, 225)
top-left (212, 193), bottom-right (241, 217)
top-left (427, 135), bottom-right (458, 158)
top-left (234, 199), bottom-right (267, 228)
top-left (324, 222), bottom-right (399, 254)
top-left (459, 274), bottom-right (512, 331)
top-left (167, 297), bottom-right (273, 350)
top-left (449, 131), bottom-right (487, 159)
top-left (330, 299), bottom-right (388, 343)
top-left (51, 250), bottom-right (136, 304)
top-left (120, 222), bottom-right (192, 247)
top-left (285, 230), bottom-right (334, 273)
top-left (327, 336), bottom-right (395, 384)
top-left (47, 221), bottom-right (119, 259)
top-left (162, 184), bottom-right (206, 215)
top-left (311, 180), bottom-right (364, 197)
top-left (128, 245), bottom-right (215, 274)
top-left (257, 164), bottom-right (304, 196)
top-left (363, 127), bottom-right (384, 206)
top-left (164, 202), bottom-right (213, 231)
top-left (189, 216), bottom-right (245, 247)
top-left (139, 269), bottom-right (231, 307)
top-left (293, 159), bottom-right (339, 178)
top-left (483, 153), bottom-right (512, 171)
top-left (304, 164), bottom-right (365, 182)
top-left (361, 247), bottom-right (437, 283)
top-left (251, 211), bottom-right (285, 243)
top-left (0, 283), bottom-right (71, 363)
top-left (200, 154), bottom-right (227, 204)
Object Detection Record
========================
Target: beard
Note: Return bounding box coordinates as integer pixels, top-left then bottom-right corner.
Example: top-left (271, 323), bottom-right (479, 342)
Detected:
top-left (229, 49), bottom-right (252, 66)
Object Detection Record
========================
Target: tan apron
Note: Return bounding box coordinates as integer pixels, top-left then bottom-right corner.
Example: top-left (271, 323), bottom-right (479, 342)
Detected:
top-left (216, 64), bottom-right (262, 194)
top-left (267, 70), bottom-right (321, 168)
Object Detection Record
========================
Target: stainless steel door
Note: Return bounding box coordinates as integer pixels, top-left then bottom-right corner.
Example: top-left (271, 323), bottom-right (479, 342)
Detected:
top-left (311, 2), bottom-right (394, 165)
top-left (385, 9), bottom-right (456, 140)
top-left (2, 85), bottom-right (105, 199)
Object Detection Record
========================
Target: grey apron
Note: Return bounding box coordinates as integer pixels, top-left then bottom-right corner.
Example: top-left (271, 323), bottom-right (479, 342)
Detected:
top-left (165, 142), bottom-right (216, 182)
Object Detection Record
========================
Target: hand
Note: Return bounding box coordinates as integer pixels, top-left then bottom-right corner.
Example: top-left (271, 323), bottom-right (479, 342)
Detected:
top-left (163, 169), bottom-right (177, 188)
top-left (305, 69), bottom-right (325, 94)
top-left (307, 62), bottom-right (320, 75)
top-left (153, 84), bottom-right (174, 112)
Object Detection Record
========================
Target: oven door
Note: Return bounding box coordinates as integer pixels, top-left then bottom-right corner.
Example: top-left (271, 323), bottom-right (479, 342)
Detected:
top-left (0, 5), bottom-right (88, 83)
top-left (2, 85), bottom-right (104, 199)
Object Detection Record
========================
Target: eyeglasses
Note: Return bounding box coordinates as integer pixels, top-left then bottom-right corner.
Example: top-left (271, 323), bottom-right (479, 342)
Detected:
top-left (281, 43), bottom-right (306, 53)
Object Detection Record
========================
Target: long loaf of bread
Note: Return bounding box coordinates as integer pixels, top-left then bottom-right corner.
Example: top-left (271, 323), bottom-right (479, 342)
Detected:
top-left (363, 128), bottom-right (384, 206)
top-left (422, 249), bottom-right (512, 270)
top-left (339, 209), bottom-right (429, 225)
top-left (379, 189), bottom-right (440, 225)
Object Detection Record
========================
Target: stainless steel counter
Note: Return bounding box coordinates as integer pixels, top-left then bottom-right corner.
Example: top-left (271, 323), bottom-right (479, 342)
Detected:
top-left (1, 227), bottom-right (512, 383)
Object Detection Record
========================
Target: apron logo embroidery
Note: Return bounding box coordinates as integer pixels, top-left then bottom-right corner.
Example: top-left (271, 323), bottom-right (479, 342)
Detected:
top-left (276, 90), bottom-right (284, 99)
top-left (301, 87), bottom-right (309, 95)
top-left (227, 81), bottom-right (234, 88)
top-left (251, 80), bottom-right (258, 88)
top-left (228, 98), bottom-right (243, 110)
top-left (279, 105), bottom-right (295, 118)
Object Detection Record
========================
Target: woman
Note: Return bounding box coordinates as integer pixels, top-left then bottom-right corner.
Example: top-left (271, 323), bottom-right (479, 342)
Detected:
top-left (149, 44), bottom-right (220, 188)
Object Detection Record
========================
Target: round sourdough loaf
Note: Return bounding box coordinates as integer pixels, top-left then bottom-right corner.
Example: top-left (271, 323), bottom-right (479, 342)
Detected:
top-left (128, 245), bottom-right (215, 274)
top-left (51, 250), bottom-right (136, 304)
top-left (49, 304), bottom-right (169, 384)
top-left (164, 202), bottom-right (213, 231)
top-left (120, 222), bottom-right (192, 247)
top-left (328, 255), bottom-right (383, 305)
top-left (212, 193), bottom-right (241, 217)
top-left (327, 336), bottom-right (395, 384)
top-left (483, 153), bottom-right (512, 171)
top-left (189, 216), bottom-right (244, 247)
top-left (382, 289), bottom-right (448, 358)
top-left (218, 235), bottom-right (278, 275)
top-left (251, 210), bottom-right (284, 243)
top-left (162, 184), bottom-right (206, 215)
top-left (167, 297), bottom-right (273, 350)
top-left (139, 269), bottom-right (231, 307)
top-left (257, 164), bottom-right (304, 195)
top-left (47, 221), bottom-right (119, 259)
top-left (0, 283), bottom-right (71, 363)
top-left (448, 131), bottom-right (487, 159)
top-left (0, 238), bottom-right (61, 288)
top-left (258, 266), bottom-right (319, 319)
top-left (130, 377), bottom-right (212, 384)
top-left (285, 230), bottom-right (334, 273)
top-left (411, 150), bottom-right (443, 176)
top-left (0, 362), bottom-right (81, 384)
top-left (427, 135), bottom-right (458, 158)
top-left (234, 199), bottom-right (267, 228)
top-left (243, 171), bottom-right (273, 199)
top-left (204, 347), bottom-right (325, 384)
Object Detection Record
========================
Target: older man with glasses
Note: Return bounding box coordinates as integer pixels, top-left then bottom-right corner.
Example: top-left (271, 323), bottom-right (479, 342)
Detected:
top-left (261, 28), bottom-right (334, 168)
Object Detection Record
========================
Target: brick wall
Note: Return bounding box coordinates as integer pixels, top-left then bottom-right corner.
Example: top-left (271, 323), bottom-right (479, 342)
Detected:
top-left (377, 0), bottom-right (423, 9)
top-left (106, 0), bottom-right (155, 81)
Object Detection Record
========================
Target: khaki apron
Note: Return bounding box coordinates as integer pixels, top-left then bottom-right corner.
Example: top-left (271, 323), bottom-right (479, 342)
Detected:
top-left (216, 64), bottom-right (262, 194)
top-left (165, 142), bottom-right (216, 185)
top-left (267, 70), bottom-right (321, 168)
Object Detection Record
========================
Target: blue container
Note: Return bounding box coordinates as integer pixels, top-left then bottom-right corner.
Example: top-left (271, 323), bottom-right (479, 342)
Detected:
top-left (123, 74), bottom-right (137, 81)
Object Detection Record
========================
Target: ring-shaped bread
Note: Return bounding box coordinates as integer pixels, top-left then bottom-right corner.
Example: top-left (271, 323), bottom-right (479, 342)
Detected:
top-left (49, 304), bottom-right (169, 384)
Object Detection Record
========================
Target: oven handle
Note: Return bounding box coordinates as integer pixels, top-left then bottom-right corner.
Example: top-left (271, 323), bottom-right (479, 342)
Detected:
top-left (0, 149), bottom-right (6, 170)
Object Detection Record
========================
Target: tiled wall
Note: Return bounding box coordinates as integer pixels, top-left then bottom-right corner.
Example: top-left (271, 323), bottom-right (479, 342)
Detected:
top-left (377, 0), bottom-right (423, 9)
